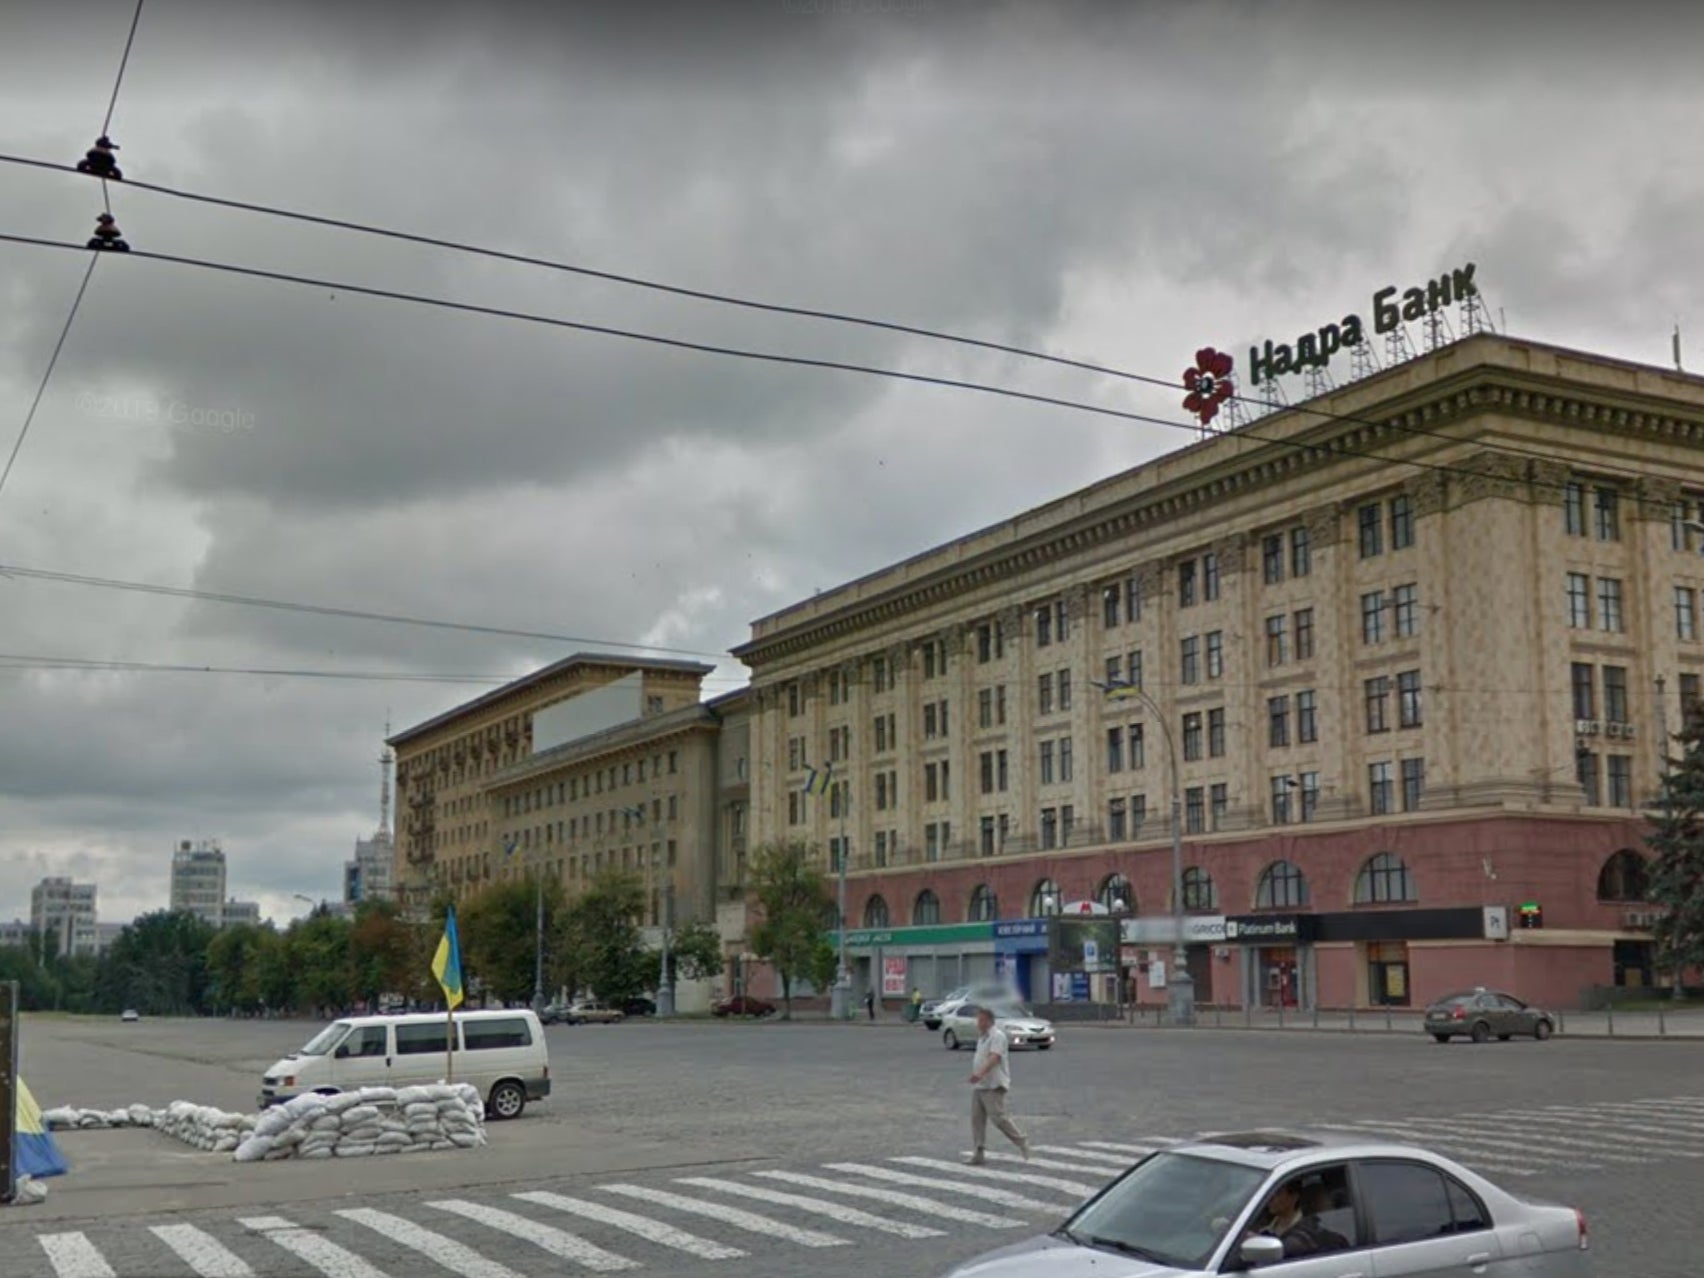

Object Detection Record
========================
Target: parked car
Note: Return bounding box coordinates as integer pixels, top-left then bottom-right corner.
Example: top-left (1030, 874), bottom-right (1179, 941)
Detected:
top-left (942, 1129), bottom-right (1591, 1276)
top-left (621, 997), bottom-right (657, 1017)
top-left (1424, 987), bottom-right (1556, 1043)
top-left (538, 1003), bottom-right (566, 1025)
top-left (923, 982), bottom-right (1021, 1029)
top-left (120, 1008), bottom-right (140, 1022)
top-left (940, 1002), bottom-right (1055, 1051)
top-left (712, 994), bottom-right (776, 1017)
top-left (563, 999), bottom-right (625, 1025)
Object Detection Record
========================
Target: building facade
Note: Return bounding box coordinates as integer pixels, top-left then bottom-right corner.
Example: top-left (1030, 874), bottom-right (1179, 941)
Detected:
top-left (221, 900), bottom-right (261, 928)
top-left (733, 334), bottom-right (1704, 1011)
top-left (345, 833), bottom-right (395, 909)
top-left (29, 877), bottom-right (99, 958)
top-left (170, 841), bottom-right (228, 927)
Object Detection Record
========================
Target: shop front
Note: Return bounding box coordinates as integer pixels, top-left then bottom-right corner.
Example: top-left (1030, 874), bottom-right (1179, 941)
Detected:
top-left (834, 922), bottom-right (997, 1003)
top-left (993, 919), bottom-right (1050, 1003)
top-left (1225, 914), bottom-right (1319, 1010)
top-left (1119, 914), bottom-right (1226, 1006)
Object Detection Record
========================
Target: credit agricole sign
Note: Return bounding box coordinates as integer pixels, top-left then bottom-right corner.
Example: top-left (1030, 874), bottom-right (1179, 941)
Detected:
top-left (1181, 262), bottom-right (1481, 427)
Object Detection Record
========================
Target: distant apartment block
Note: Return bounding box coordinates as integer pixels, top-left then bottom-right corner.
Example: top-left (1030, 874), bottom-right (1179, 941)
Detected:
top-left (30, 877), bottom-right (99, 958)
top-left (170, 840), bottom-right (228, 927)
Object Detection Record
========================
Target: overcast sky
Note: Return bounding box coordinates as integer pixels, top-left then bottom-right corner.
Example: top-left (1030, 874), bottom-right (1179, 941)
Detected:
top-left (3, 0), bottom-right (1703, 929)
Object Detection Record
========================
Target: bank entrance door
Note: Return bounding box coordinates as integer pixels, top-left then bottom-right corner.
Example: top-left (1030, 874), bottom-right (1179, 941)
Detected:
top-left (1366, 940), bottom-right (1410, 1006)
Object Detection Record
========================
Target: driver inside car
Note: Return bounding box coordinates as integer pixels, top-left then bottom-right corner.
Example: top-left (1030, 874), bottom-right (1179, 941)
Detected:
top-left (1245, 1177), bottom-right (1350, 1258)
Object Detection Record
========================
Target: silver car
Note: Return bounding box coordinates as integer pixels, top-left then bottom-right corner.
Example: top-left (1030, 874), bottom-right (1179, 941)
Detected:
top-left (940, 1002), bottom-right (1055, 1051)
top-left (941, 1129), bottom-right (1590, 1276)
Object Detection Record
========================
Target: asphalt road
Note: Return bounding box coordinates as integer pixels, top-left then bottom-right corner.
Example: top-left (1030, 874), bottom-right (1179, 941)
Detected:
top-left (3, 1011), bottom-right (1699, 1276)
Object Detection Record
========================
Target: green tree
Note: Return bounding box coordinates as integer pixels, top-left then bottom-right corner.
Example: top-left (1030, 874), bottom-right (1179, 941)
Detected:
top-left (747, 840), bottom-right (836, 1019)
top-left (462, 876), bottom-right (564, 1005)
top-left (349, 900), bottom-right (419, 1006)
top-left (660, 920), bottom-right (726, 985)
top-left (206, 923), bottom-right (272, 1014)
top-left (1648, 711), bottom-right (1704, 994)
top-left (0, 942), bottom-right (60, 1010)
top-left (285, 912), bottom-right (355, 1015)
top-left (244, 926), bottom-right (297, 1012)
top-left (558, 869), bottom-right (649, 1003)
top-left (95, 911), bottom-right (218, 1015)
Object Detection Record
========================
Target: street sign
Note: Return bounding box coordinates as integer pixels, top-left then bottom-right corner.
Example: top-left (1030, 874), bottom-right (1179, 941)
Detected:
top-left (1, 980), bottom-right (17, 1203)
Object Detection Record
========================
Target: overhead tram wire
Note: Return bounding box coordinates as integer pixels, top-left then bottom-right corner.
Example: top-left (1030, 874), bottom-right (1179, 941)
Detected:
top-left (0, 232), bottom-right (1642, 509)
top-left (0, 561), bottom-right (735, 662)
top-left (0, 153), bottom-right (1668, 494)
top-left (0, 2), bottom-right (145, 504)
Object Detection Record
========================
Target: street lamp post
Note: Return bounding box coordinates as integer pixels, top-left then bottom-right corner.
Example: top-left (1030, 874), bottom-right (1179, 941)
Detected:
top-left (829, 782), bottom-right (851, 1021)
top-left (1093, 678), bottom-right (1196, 1027)
top-left (657, 881), bottom-right (675, 1018)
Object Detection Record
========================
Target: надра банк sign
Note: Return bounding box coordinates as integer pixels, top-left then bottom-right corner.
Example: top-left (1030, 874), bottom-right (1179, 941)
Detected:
top-left (1246, 263), bottom-right (1479, 383)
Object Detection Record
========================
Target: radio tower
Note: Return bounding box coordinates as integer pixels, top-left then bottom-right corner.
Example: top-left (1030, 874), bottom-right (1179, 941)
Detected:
top-left (1384, 323), bottom-right (1417, 368)
top-left (1459, 288), bottom-right (1491, 336)
top-left (1303, 362), bottom-right (1335, 399)
top-left (1349, 335), bottom-right (1380, 383)
top-left (378, 717), bottom-right (394, 841)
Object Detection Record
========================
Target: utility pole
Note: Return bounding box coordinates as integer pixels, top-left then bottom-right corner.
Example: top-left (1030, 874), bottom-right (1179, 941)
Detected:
top-left (657, 881), bottom-right (675, 1017)
top-left (532, 853), bottom-right (545, 1012)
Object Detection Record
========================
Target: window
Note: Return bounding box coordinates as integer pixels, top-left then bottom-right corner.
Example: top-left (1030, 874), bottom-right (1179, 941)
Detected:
top-left (396, 1022), bottom-right (451, 1055)
top-left (1268, 696), bottom-right (1291, 747)
top-left (1207, 708), bottom-right (1226, 758)
top-left (978, 688), bottom-right (994, 729)
top-left (1209, 784), bottom-right (1227, 829)
top-left (1263, 534), bottom-right (1284, 584)
top-left (1184, 787), bottom-right (1205, 833)
top-left (1392, 584), bottom-right (1418, 638)
top-left (464, 1017), bottom-right (533, 1051)
top-left (1609, 754), bottom-right (1634, 807)
top-left (1098, 873), bottom-right (1133, 913)
top-left (1265, 614), bottom-right (1288, 667)
top-left (913, 891), bottom-right (941, 925)
top-left (1256, 859), bottom-right (1307, 908)
top-left (1201, 631), bottom-right (1223, 681)
top-left (1297, 690), bottom-right (1318, 744)
top-left (1106, 728), bottom-right (1124, 774)
top-left (979, 818), bottom-right (996, 857)
top-left (1128, 724), bottom-right (1146, 770)
top-left (1597, 577), bottom-right (1624, 633)
top-left (1290, 526), bottom-right (1312, 578)
top-left (1300, 771), bottom-right (1320, 823)
top-left (1057, 669), bottom-right (1072, 710)
top-left (1358, 502), bottom-right (1383, 558)
top-left (1356, 851), bottom-right (1413, 902)
top-left (1180, 636), bottom-right (1200, 685)
top-left (1030, 878), bottom-right (1061, 916)
top-left (1125, 573), bottom-right (1144, 623)
top-left (1362, 591), bottom-right (1386, 644)
top-left (1572, 662), bottom-right (1596, 719)
top-left (1270, 777), bottom-right (1294, 825)
top-left (873, 831), bottom-right (888, 867)
top-left (1604, 665), bottom-right (1629, 723)
top-left (1127, 650), bottom-right (1143, 691)
top-left (1037, 673), bottom-right (1054, 716)
top-left (1294, 608), bottom-right (1314, 660)
top-left (968, 884), bottom-right (997, 922)
top-left (1598, 850), bottom-right (1651, 901)
top-left (1102, 586), bottom-right (1120, 628)
top-left (1131, 793), bottom-right (1148, 830)
top-left (1684, 673), bottom-right (1703, 725)
top-left (1059, 737), bottom-right (1074, 782)
top-left (925, 762), bottom-right (945, 802)
top-left (1565, 572), bottom-right (1591, 629)
top-left (1202, 553), bottom-right (1221, 601)
top-left (1040, 808), bottom-right (1058, 849)
top-left (1061, 804), bottom-right (1076, 843)
top-left (1039, 741), bottom-right (1055, 785)
top-left (1680, 588), bottom-right (1699, 641)
top-left (924, 823), bottom-right (942, 861)
top-left (1365, 676), bottom-right (1391, 733)
top-left (1595, 486), bottom-right (1620, 541)
top-left (1035, 604), bottom-right (1052, 647)
top-left (997, 749), bottom-right (1009, 791)
top-left (1401, 757), bottom-right (1425, 811)
top-left (1054, 599), bottom-right (1070, 643)
top-left (1108, 797), bottom-right (1127, 841)
top-left (1397, 670), bottom-right (1423, 728)
top-left (977, 622), bottom-right (999, 663)
top-left (996, 686), bottom-right (1007, 725)
top-left (1390, 494), bottom-right (1415, 549)
top-left (864, 895), bottom-right (889, 927)
top-left (1182, 713), bottom-right (1203, 761)
top-left (788, 683), bottom-right (801, 716)
top-left (1368, 761), bottom-right (1394, 815)
top-left (1181, 865), bottom-right (1216, 910)
top-left (1564, 481), bottom-right (1586, 536)
top-left (1179, 560), bottom-right (1197, 607)
top-left (342, 1026), bottom-right (388, 1057)
top-left (1358, 1161), bottom-right (1487, 1246)
top-left (1577, 749), bottom-right (1601, 805)
top-left (980, 751), bottom-right (996, 794)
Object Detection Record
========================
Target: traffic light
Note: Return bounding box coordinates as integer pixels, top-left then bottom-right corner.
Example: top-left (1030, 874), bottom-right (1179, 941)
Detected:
top-left (1519, 901), bottom-right (1544, 929)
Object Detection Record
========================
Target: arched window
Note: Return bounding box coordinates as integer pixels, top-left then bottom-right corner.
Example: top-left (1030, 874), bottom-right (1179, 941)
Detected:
top-left (968, 884), bottom-right (998, 922)
top-left (863, 895), bottom-right (889, 928)
top-left (1255, 860), bottom-right (1309, 910)
top-left (1029, 878), bottom-right (1062, 917)
top-left (913, 889), bottom-right (941, 925)
top-left (1597, 849), bottom-right (1651, 902)
top-left (1098, 873), bottom-right (1134, 914)
top-left (1354, 852), bottom-right (1416, 904)
top-left (1181, 866), bottom-right (1218, 912)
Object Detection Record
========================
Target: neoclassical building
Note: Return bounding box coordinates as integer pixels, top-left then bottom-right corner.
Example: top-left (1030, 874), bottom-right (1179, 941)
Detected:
top-left (732, 333), bottom-right (1704, 1011)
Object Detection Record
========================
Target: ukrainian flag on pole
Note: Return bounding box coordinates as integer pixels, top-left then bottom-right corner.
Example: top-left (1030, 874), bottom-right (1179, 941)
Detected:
top-left (431, 905), bottom-right (465, 1010)
top-left (803, 763), bottom-right (833, 796)
top-left (15, 1077), bottom-right (69, 1179)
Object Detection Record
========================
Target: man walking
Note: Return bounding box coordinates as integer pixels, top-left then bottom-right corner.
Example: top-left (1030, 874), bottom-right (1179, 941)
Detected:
top-left (966, 1006), bottom-right (1029, 1164)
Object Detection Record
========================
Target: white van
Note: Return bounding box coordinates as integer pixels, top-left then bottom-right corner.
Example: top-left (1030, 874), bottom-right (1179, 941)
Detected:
top-left (259, 1009), bottom-right (550, 1120)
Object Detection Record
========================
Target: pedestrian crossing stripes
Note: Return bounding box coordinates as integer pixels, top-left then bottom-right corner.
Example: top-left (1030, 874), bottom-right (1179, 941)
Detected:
top-left (24, 1104), bottom-right (1704, 1277)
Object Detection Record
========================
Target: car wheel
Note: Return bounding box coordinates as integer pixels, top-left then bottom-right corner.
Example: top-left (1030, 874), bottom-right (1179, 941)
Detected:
top-left (1432, 1034), bottom-right (1451, 1043)
top-left (1498, 1034), bottom-right (1512, 1041)
top-left (487, 1080), bottom-right (526, 1120)
top-left (1534, 1019), bottom-right (1554, 1041)
top-left (943, 1029), bottom-right (959, 1050)
top-left (1470, 1020), bottom-right (1491, 1043)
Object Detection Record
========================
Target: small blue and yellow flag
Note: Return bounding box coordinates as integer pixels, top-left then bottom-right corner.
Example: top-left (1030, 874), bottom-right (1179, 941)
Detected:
top-left (15, 1077), bottom-right (69, 1179)
top-left (502, 834), bottom-right (520, 858)
top-left (803, 763), bottom-right (833, 796)
top-left (431, 905), bottom-right (465, 1010)
top-left (1103, 681), bottom-right (1142, 702)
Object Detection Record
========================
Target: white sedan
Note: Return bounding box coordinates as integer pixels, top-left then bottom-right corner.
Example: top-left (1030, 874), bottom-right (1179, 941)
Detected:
top-left (940, 1002), bottom-right (1055, 1051)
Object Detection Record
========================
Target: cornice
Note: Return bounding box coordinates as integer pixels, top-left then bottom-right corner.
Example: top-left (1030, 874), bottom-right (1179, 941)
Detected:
top-left (734, 369), bottom-right (1704, 668)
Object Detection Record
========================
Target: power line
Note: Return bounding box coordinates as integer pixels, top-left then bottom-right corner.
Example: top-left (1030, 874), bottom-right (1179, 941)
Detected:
top-left (0, 152), bottom-right (1669, 493)
top-left (0, 256), bottom-right (99, 500)
top-left (0, 561), bottom-right (737, 662)
top-left (0, 653), bottom-right (510, 684)
top-left (0, 232), bottom-right (1633, 508)
top-left (101, 0), bottom-right (146, 137)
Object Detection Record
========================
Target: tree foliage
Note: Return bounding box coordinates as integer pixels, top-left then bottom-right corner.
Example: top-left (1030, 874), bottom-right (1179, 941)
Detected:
top-left (663, 920), bottom-right (725, 984)
top-left (1648, 711), bottom-right (1704, 983)
top-left (557, 869), bottom-right (651, 1004)
top-left (747, 840), bottom-right (836, 1019)
top-left (461, 876), bottom-right (564, 1005)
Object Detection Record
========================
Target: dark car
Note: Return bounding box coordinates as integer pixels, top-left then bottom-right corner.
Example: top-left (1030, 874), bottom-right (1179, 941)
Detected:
top-left (1424, 987), bottom-right (1555, 1043)
top-left (621, 997), bottom-right (657, 1017)
top-left (712, 995), bottom-right (776, 1018)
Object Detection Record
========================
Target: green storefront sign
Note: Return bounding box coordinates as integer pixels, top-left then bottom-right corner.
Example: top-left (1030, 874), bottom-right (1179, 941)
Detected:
top-left (832, 922), bottom-right (994, 949)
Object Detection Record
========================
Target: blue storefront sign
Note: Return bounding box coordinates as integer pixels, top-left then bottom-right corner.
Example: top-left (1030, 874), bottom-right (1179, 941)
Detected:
top-left (993, 919), bottom-right (1050, 952)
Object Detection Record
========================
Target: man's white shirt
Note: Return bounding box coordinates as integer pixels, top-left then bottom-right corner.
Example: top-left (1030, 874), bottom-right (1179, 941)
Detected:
top-left (973, 1026), bottom-right (1011, 1090)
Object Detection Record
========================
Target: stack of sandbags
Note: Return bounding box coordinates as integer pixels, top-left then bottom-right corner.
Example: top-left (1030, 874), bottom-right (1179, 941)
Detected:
top-left (40, 1104), bottom-right (160, 1131)
top-left (153, 1101), bottom-right (257, 1153)
top-left (231, 1084), bottom-right (487, 1163)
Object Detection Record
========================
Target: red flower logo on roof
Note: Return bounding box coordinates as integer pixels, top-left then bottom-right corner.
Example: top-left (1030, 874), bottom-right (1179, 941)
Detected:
top-left (1182, 347), bottom-right (1235, 426)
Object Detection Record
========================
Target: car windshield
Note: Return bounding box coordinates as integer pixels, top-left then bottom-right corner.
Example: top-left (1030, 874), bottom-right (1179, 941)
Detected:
top-left (298, 1021), bottom-right (351, 1056)
top-left (990, 1003), bottom-right (1035, 1019)
top-left (1064, 1151), bottom-right (1264, 1269)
